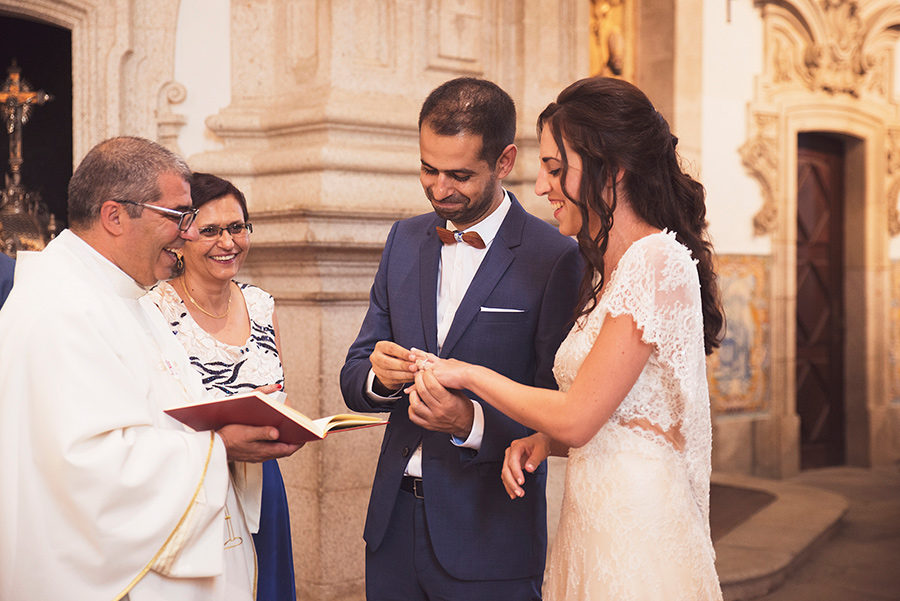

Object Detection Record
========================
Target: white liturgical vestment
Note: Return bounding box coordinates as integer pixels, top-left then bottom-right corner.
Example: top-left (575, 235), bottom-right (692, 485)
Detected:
top-left (0, 230), bottom-right (255, 600)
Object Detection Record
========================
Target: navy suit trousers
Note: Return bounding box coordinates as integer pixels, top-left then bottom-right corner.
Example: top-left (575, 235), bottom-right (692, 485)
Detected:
top-left (365, 486), bottom-right (542, 601)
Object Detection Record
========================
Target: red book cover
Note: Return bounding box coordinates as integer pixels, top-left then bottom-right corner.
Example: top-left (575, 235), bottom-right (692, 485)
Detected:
top-left (165, 391), bottom-right (387, 444)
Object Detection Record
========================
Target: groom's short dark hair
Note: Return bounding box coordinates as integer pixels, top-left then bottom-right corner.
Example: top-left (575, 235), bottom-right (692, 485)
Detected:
top-left (418, 77), bottom-right (516, 166)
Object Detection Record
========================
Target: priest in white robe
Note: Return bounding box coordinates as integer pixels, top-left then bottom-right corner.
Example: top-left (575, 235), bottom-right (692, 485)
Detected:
top-left (0, 137), bottom-right (302, 601)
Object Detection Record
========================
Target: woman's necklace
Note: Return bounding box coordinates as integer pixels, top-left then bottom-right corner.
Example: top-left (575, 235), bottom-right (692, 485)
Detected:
top-left (180, 275), bottom-right (231, 319)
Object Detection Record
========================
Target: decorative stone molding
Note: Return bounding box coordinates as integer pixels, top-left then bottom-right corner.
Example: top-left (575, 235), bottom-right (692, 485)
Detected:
top-left (425, 0), bottom-right (489, 74)
top-left (155, 81), bottom-right (187, 155)
top-left (891, 261), bottom-right (900, 401)
top-left (803, 0), bottom-right (868, 96)
top-left (758, 0), bottom-right (900, 99)
top-left (749, 0), bottom-right (900, 238)
top-left (740, 112), bottom-right (780, 235)
top-left (887, 128), bottom-right (900, 237)
top-left (241, 207), bottom-right (409, 304)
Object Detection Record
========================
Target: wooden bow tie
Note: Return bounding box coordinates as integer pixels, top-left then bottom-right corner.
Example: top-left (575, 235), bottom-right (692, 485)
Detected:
top-left (435, 226), bottom-right (486, 249)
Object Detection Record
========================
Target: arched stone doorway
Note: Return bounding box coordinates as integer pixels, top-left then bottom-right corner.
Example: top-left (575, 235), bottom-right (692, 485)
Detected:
top-left (0, 18), bottom-right (71, 212)
top-left (740, 0), bottom-right (900, 476)
top-left (0, 0), bottom-right (186, 161)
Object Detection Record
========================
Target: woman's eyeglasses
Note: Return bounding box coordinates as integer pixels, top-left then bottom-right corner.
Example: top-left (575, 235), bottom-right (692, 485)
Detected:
top-left (197, 223), bottom-right (253, 239)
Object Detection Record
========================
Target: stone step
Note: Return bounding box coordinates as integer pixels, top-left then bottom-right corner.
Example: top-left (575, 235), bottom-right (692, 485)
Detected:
top-left (713, 472), bottom-right (849, 601)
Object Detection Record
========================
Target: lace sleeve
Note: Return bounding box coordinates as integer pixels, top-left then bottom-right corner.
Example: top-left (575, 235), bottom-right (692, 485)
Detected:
top-left (601, 232), bottom-right (713, 537)
top-left (602, 232), bottom-right (702, 376)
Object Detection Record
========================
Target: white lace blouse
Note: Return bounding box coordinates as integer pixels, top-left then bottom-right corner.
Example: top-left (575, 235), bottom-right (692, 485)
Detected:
top-left (552, 230), bottom-right (713, 529)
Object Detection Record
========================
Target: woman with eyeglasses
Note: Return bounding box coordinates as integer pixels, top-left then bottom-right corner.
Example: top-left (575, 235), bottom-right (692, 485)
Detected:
top-left (148, 172), bottom-right (297, 601)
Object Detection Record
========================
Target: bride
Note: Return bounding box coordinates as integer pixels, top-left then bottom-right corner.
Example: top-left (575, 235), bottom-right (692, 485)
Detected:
top-left (410, 77), bottom-right (725, 600)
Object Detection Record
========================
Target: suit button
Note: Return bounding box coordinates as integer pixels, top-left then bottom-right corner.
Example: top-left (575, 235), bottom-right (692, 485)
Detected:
top-left (401, 446), bottom-right (410, 457)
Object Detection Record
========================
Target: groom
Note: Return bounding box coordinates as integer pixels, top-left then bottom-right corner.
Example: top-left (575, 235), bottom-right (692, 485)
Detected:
top-left (341, 77), bottom-right (582, 600)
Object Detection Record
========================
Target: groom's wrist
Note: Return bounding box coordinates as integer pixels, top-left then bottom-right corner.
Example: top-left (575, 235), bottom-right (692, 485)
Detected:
top-left (372, 377), bottom-right (402, 397)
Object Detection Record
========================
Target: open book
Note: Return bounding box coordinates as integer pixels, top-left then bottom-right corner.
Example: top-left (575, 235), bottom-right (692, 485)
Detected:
top-left (164, 391), bottom-right (387, 444)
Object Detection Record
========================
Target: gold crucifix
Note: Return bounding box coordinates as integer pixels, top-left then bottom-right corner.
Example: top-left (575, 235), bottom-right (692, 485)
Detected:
top-left (1, 60), bottom-right (52, 195)
top-left (0, 60), bottom-right (54, 255)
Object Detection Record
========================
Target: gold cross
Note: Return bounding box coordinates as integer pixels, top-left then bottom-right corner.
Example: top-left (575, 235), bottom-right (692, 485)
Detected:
top-left (0, 62), bottom-right (45, 108)
top-left (1, 60), bottom-right (51, 192)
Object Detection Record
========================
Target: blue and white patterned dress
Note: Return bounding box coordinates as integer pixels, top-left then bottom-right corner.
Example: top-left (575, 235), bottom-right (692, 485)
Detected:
top-left (149, 280), bottom-right (296, 601)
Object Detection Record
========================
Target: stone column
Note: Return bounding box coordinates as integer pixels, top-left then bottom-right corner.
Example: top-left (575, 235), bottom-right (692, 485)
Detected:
top-left (189, 2), bottom-right (586, 598)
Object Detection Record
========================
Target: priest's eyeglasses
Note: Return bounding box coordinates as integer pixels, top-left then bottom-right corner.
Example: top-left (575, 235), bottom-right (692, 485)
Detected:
top-left (198, 223), bottom-right (253, 239)
top-left (114, 200), bottom-right (199, 232)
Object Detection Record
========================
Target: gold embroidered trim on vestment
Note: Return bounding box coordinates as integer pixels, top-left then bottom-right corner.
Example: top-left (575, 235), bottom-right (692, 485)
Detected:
top-left (113, 430), bottom-right (216, 600)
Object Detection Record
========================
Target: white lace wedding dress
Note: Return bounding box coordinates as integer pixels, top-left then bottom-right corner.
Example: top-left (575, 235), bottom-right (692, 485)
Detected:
top-left (544, 231), bottom-right (723, 601)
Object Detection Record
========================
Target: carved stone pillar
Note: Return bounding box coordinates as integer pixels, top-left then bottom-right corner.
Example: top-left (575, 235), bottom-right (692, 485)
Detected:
top-left (188, 2), bottom-right (587, 598)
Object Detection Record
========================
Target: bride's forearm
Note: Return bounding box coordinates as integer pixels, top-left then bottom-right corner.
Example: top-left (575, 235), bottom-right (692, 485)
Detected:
top-left (460, 364), bottom-right (586, 446)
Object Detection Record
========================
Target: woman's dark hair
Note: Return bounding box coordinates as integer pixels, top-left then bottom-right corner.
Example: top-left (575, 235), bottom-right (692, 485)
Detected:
top-left (537, 77), bottom-right (724, 354)
top-left (190, 172), bottom-right (249, 221)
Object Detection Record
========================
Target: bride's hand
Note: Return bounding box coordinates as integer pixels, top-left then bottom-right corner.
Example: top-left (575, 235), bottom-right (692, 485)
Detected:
top-left (409, 348), bottom-right (471, 390)
top-left (409, 347), bottom-right (439, 371)
top-left (501, 433), bottom-right (551, 499)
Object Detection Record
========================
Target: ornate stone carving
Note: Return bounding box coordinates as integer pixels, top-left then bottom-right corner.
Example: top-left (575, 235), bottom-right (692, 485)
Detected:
top-left (808, 0), bottom-right (869, 95)
top-left (740, 113), bottom-right (780, 235)
top-left (155, 81), bottom-right (187, 155)
top-left (759, 0), bottom-right (899, 98)
top-left (749, 0), bottom-right (900, 239)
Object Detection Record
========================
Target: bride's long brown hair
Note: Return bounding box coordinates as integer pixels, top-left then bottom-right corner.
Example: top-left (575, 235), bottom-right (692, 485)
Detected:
top-left (538, 77), bottom-right (724, 354)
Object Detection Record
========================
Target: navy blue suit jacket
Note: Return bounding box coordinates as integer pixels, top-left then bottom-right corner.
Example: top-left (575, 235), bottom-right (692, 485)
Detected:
top-left (0, 253), bottom-right (14, 309)
top-left (340, 194), bottom-right (582, 581)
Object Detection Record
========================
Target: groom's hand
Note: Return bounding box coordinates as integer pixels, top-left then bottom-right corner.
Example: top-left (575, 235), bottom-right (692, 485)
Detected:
top-left (409, 368), bottom-right (474, 439)
top-left (370, 340), bottom-right (417, 393)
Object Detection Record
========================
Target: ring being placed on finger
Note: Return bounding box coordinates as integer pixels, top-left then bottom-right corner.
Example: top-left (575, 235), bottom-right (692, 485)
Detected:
top-left (415, 358), bottom-right (433, 370)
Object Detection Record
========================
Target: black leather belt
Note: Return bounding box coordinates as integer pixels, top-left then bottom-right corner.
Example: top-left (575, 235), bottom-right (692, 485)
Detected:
top-left (400, 476), bottom-right (424, 499)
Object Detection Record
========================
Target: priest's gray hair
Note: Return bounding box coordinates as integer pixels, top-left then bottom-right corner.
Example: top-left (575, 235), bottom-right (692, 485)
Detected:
top-left (67, 136), bottom-right (191, 229)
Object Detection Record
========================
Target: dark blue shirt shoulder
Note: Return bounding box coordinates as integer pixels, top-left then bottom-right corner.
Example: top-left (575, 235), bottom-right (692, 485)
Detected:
top-left (0, 253), bottom-right (14, 309)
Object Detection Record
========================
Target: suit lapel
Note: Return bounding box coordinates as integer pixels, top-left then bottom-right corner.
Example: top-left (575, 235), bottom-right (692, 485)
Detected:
top-left (439, 195), bottom-right (527, 357)
top-left (419, 220), bottom-right (442, 354)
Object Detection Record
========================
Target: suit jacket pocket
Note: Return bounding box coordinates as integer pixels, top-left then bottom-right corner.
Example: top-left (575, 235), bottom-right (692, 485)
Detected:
top-left (476, 309), bottom-right (528, 324)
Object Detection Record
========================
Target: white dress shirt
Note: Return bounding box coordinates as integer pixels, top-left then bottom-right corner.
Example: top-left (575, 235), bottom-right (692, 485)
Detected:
top-left (366, 192), bottom-right (512, 477)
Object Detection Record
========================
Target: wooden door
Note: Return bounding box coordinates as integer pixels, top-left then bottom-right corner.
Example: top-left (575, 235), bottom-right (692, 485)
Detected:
top-left (796, 133), bottom-right (846, 469)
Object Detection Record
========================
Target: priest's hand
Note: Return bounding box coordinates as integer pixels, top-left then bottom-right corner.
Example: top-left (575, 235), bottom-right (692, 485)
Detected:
top-left (216, 424), bottom-right (304, 462)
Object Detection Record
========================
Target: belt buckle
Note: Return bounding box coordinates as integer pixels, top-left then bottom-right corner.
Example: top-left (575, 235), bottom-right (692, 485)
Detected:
top-left (412, 478), bottom-right (424, 499)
